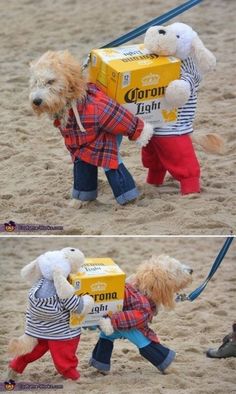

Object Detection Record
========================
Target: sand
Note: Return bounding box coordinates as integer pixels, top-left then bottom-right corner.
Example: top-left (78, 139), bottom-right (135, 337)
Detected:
top-left (0, 0), bottom-right (235, 235)
top-left (0, 237), bottom-right (235, 394)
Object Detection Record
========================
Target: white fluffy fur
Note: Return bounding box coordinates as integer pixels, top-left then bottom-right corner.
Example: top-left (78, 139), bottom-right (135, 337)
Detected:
top-left (8, 334), bottom-right (38, 357)
top-left (136, 122), bottom-right (154, 147)
top-left (165, 80), bottom-right (191, 108)
top-left (99, 317), bottom-right (114, 336)
top-left (144, 22), bottom-right (216, 73)
top-left (81, 294), bottom-right (96, 316)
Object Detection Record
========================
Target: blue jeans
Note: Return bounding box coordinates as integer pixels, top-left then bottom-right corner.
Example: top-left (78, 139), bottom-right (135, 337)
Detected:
top-left (89, 329), bottom-right (176, 373)
top-left (72, 136), bottom-right (139, 204)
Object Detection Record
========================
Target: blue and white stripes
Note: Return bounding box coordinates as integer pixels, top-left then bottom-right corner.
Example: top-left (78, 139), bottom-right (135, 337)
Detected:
top-left (25, 278), bottom-right (83, 340)
top-left (154, 57), bottom-right (201, 136)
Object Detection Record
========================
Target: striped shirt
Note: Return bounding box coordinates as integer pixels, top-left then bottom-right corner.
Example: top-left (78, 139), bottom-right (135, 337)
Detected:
top-left (25, 278), bottom-right (83, 340)
top-left (154, 57), bottom-right (201, 136)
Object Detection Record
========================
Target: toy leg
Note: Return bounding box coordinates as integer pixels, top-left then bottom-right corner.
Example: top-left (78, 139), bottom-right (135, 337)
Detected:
top-left (48, 336), bottom-right (80, 380)
top-left (105, 163), bottom-right (139, 205)
top-left (139, 342), bottom-right (176, 373)
top-left (151, 135), bottom-right (200, 195)
top-left (142, 139), bottom-right (167, 185)
top-left (73, 159), bottom-right (98, 201)
top-left (104, 134), bottom-right (139, 204)
top-left (89, 330), bottom-right (150, 372)
top-left (9, 339), bottom-right (49, 373)
top-left (89, 337), bottom-right (114, 372)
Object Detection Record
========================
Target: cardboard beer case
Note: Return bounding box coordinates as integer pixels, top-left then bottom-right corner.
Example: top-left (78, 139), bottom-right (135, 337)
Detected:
top-left (88, 44), bottom-right (181, 127)
top-left (69, 258), bottom-right (126, 328)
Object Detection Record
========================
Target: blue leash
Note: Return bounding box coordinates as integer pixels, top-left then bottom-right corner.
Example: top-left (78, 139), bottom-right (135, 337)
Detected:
top-left (100, 0), bottom-right (203, 48)
top-left (176, 236), bottom-right (234, 302)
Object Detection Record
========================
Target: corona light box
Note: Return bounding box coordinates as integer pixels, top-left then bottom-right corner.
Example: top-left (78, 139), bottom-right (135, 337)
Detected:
top-left (89, 44), bottom-right (181, 127)
top-left (69, 258), bottom-right (126, 328)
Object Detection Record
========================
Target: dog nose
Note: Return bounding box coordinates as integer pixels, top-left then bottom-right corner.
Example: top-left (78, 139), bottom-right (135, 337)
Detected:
top-left (189, 269), bottom-right (193, 275)
top-left (158, 29), bottom-right (166, 35)
top-left (33, 98), bottom-right (43, 106)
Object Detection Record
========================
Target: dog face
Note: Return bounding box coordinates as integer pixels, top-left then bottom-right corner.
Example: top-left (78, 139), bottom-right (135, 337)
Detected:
top-left (29, 50), bottom-right (86, 116)
top-left (133, 254), bottom-right (193, 309)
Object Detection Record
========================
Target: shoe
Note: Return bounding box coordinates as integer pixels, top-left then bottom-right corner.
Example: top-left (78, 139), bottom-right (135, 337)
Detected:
top-left (207, 323), bottom-right (236, 358)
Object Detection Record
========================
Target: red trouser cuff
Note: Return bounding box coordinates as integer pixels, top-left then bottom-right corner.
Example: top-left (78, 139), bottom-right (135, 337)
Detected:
top-left (9, 358), bottom-right (25, 374)
top-left (181, 177), bottom-right (200, 195)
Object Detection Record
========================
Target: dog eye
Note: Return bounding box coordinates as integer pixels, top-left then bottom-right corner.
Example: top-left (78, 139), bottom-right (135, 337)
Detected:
top-left (70, 248), bottom-right (75, 252)
top-left (47, 79), bottom-right (55, 85)
top-left (176, 35), bottom-right (180, 38)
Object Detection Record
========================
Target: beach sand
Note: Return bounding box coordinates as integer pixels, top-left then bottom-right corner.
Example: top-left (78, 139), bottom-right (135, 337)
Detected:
top-left (0, 0), bottom-right (235, 235)
top-left (0, 237), bottom-right (235, 394)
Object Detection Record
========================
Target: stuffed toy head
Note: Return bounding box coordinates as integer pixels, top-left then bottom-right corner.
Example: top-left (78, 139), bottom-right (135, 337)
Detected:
top-left (144, 22), bottom-right (216, 74)
top-left (129, 254), bottom-right (193, 309)
top-left (21, 247), bottom-right (85, 299)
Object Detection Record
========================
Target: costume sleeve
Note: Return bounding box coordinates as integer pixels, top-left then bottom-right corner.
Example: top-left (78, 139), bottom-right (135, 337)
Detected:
top-left (181, 61), bottom-right (201, 94)
top-left (110, 308), bottom-right (152, 330)
top-left (96, 92), bottom-right (144, 141)
top-left (110, 289), bottom-right (153, 330)
top-left (61, 295), bottom-right (84, 313)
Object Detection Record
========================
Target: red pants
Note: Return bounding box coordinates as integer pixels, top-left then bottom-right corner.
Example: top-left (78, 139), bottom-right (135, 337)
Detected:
top-left (9, 336), bottom-right (80, 380)
top-left (142, 135), bottom-right (200, 195)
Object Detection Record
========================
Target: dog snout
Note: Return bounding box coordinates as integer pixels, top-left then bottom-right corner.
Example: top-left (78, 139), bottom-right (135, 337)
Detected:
top-left (188, 268), bottom-right (193, 275)
top-left (33, 98), bottom-right (43, 106)
top-left (158, 29), bottom-right (166, 35)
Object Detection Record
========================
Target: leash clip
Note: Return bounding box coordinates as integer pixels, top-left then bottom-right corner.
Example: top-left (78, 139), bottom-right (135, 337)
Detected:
top-left (175, 293), bottom-right (189, 302)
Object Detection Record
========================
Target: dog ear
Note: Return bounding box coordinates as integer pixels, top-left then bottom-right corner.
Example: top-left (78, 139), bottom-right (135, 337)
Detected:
top-left (151, 269), bottom-right (176, 309)
top-left (53, 267), bottom-right (75, 299)
top-left (191, 35), bottom-right (216, 74)
top-left (21, 259), bottom-right (42, 285)
top-left (57, 51), bottom-right (87, 100)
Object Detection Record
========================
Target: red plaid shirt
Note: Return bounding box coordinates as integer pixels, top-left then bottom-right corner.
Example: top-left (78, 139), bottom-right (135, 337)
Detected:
top-left (55, 83), bottom-right (144, 169)
top-left (110, 283), bottom-right (160, 343)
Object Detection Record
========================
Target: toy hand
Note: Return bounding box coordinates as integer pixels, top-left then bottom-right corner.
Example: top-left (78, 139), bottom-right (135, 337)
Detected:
top-left (136, 122), bottom-right (154, 147)
top-left (53, 268), bottom-right (75, 299)
top-left (99, 317), bottom-right (114, 335)
top-left (81, 294), bottom-right (94, 315)
top-left (165, 80), bottom-right (191, 108)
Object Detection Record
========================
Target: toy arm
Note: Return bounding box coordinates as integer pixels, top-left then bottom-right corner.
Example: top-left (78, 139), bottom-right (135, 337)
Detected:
top-left (63, 293), bottom-right (94, 315)
top-left (97, 98), bottom-right (153, 147)
top-left (165, 64), bottom-right (201, 108)
top-left (165, 79), bottom-right (191, 108)
top-left (99, 308), bottom-right (151, 336)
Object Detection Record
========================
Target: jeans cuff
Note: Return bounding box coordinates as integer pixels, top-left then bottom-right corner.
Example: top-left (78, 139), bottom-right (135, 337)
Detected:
top-left (158, 349), bottom-right (176, 372)
top-left (116, 187), bottom-right (139, 205)
top-left (72, 188), bottom-right (98, 201)
top-left (89, 357), bottom-right (110, 372)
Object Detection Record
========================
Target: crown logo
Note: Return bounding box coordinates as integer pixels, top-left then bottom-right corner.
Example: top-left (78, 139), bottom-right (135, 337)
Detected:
top-left (90, 281), bottom-right (107, 292)
top-left (142, 73), bottom-right (160, 86)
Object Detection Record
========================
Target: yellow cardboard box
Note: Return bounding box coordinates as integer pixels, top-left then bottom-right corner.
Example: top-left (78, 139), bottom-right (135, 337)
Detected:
top-left (69, 258), bottom-right (126, 328)
top-left (88, 44), bottom-right (181, 127)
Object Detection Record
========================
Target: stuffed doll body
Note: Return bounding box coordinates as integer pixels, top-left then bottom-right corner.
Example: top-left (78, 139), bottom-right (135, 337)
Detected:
top-left (142, 23), bottom-right (217, 195)
top-left (8, 248), bottom-right (94, 381)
